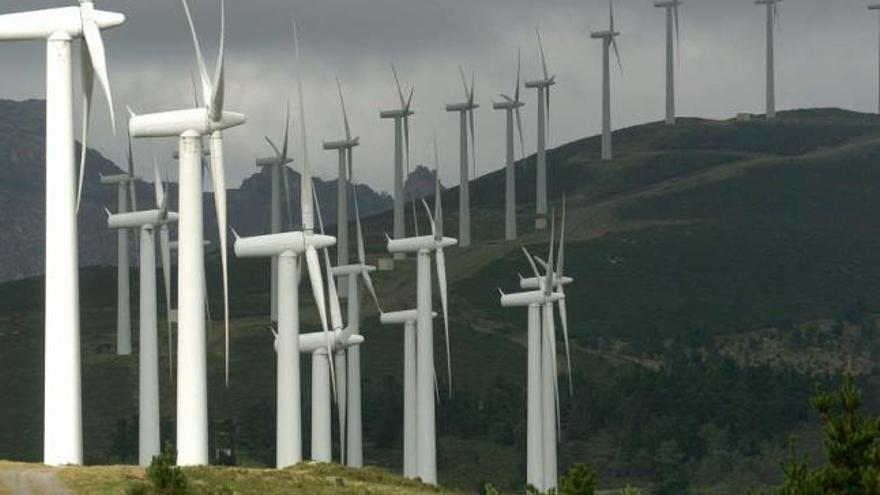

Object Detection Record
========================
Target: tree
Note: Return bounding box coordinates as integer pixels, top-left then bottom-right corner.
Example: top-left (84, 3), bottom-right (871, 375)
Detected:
top-left (776, 376), bottom-right (880, 494)
top-left (557, 464), bottom-right (598, 495)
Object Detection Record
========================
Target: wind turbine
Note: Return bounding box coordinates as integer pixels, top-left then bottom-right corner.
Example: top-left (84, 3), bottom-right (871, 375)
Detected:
top-left (499, 214), bottom-right (569, 492)
top-left (100, 134), bottom-right (138, 355)
top-left (329, 187), bottom-right (383, 467)
top-left (871, 4), bottom-right (880, 114)
top-left (493, 50), bottom-right (527, 241)
top-left (128, 0), bottom-right (243, 466)
top-left (525, 31), bottom-right (555, 229)
top-left (0, 0), bottom-right (124, 466)
top-left (654, 0), bottom-right (682, 125)
top-left (445, 67), bottom-right (478, 247)
top-left (756, 0), bottom-right (781, 119)
top-left (591, 0), bottom-right (623, 161)
top-left (258, 106), bottom-right (294, 322)
top-left (380, 66), bottom-right (414, 260)
top-left (386, 144), bottom-right (457, 485)
top-left (232, 18), bottom-right (338, 469)
top-left (106, 164), bottom-right (179, 466)
top-left (323, 80), bottom-right (360, 298)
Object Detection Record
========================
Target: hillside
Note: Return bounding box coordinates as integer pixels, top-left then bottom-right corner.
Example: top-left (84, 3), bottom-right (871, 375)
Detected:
top-left (0, 99), bottom-right (391, 281)
top-left (2, 108), bottom-right (880, 493)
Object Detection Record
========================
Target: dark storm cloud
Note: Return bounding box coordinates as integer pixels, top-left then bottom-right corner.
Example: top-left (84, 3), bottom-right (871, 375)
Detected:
top-left (0, 0), bottom-right (874, 191)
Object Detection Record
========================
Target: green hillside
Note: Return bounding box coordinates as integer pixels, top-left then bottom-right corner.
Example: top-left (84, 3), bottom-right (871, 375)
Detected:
top-left (3, 108), bottom-right (880, 493)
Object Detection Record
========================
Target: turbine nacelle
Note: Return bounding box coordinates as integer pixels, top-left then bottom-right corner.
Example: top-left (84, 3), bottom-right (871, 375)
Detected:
top-left (299, 331), bottom-right (364, 354)
top-left (234, 231), bottom-right (336, 259)
top-left (331, 263), bottom-right (377, 277)
top-left (519, 275), bottom-right (574, 290)
top-left (524, 78), bottom-right (556, 89)
top-left (0, 7), bottom-right (124, 41)
top-left (322, 138), bottom-right (360, 151)
top-left (256, 155), bottom-right (293, 168)
top-left (99, 173), bottom-right (132, 185)
top-left (108, 209), bottom-right (179, 230)
top-left (653, 0), bottom-right (682, 7)
top-left (386, 235), bottom-right (458, 254)
top-left (492, 99), bottom-right (526, 110)
top-left (445, 102), bottom-right (480, 112)
top-left (754, 0), bottom-right (781, 4)
top-left (870, 4), bottom-right (880, 9)
top-left (590, 30), bottom-right (621, 39)
top-left (500, 289), bottom-right (564, 308)
top-left (129, 108), bottom-right (246, 139)
top-left (380, 309), bottom-right (437, 325)
top-left (379, 108), bottom-right (415, 119)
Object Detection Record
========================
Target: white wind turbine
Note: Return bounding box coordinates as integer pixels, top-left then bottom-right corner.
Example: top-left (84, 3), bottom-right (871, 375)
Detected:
top-left (591, 0), bottom-right (623, 161)
top-left (100, 134), bottom-right (138, 355)
top-left (0, 0), bottom-right (124, 466)
top-left (323, 80), bottom-right (360, 297)
top-left (380, 66), bottom-right (415, 259)
top-left (756, 0), bottom-right (781, 119)
top-left (499, 213), bottom-right (569, 492)
top-left (233, 19), bottom-right (338, 469)
top-left (525, 31), bottom-right (555, 230)
top-left (445, 67), bottom-right (478, 247)
top-left (329, 187), bottom-right (383, 467)
top-left (128, 0), bottom-right (244, 466)
top-left (493, 50), bottom-right (527, 241)
top-left (871, 4), bottom-right (880, 114)
top-left (258, 106), bottom-right (295, 322)
top-left (106, 162), bottom-right (179, 466)
top-left (654, 0), bottom-right (682, 125)
top-left (386, 144), bottom-right (457, 485)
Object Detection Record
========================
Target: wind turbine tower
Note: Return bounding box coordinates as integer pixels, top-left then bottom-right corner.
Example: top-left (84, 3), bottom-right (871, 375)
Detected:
top-left (324, 80), bottom-right (360, 293)
top-left (493, 51), bottom-right (526, 241)
top-left (870, 4), bottom-right (880, 113)
top-left (591, 0), bottom-right (622, 161)
top-left (106, 168), bottom-right (178, 466)
top-left (0, 0), bottom-right (124, 466)
top-left (445, 67), bottom-right (478, 247)
top-left (257, 108), bottom-right (294, 322)
top-left (756, 0), bottom-right (781, 119)
top-left (654, 0), bottom-right (682, 125)
top-left (524, 32), bottom-right (555, 230)
top-left (100, 167), bottom-right (135, 355)
top-left (380, 67), bottom-right (414, 259)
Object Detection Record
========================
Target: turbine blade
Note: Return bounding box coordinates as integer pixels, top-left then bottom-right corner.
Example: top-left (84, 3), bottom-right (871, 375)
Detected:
top-left (458, 65), bottom-right (469, 100)
top-left (392, 64), bottom-right (406, 108)
top-left (334, 348), bottom-right (348, 464)
top-left (433, 140), bottom-right (443, 239)
top-left (305, 245), bottom-right (336, 401)
top-left (515, 48), bottom-right (522, 103)
top-left (282, 101), bottom-right (291, 163)
top-left (557, 196), bottom-right (566, 276)
top-left (82, 18), bottom-right (115, 133)
top-left (546, 208), bottom-right (556, 295)
top-left (337, 78), bottom-right (352, 141)
top-left (522, 246), bottom-right (542, 279)
top-left (160, 224), bottom-right (173, 382)
top-left (436, 248), bottom-right (452, 395)
top-left (314, 187), bottom-right (345, 332)
top-left (421, 198), bottom-right (436, 237)
top-left (468, 109), bottom-right (476, 181)
top-left (536, 29), bottom-right (549, 81)
top-left (283, 161), bottom-right (294, 231)
top-left (180, 0), bottom-right (212, 104)
top-left (403, 114), bottom-right (411, 177)
top-left (558, 290), bottom-right (573, 397)
top-left (209, 132), bottom-right (231, 386)
top-left (674, 3), bottom-right (681, 62)
top-left (76, 41), bottom-right (94, 214)
top-left (411, 192), bottom-right (420, 237)
top-left (544, 302), bottom-right (562, 439)
top-left (210, 0), bottom-right (226, 120)
top-left (153, 156), bottom-right (165, 212)
top-left (127, 131), bottom-right (137, 211)
top-left (352, 187), bottom-right (383, 313)
top-left (515, 107), bottom-right (526, 160)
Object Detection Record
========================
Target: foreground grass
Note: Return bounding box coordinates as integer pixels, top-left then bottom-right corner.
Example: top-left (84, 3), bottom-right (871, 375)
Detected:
top-left (0, 461), bottom-right (462, 495)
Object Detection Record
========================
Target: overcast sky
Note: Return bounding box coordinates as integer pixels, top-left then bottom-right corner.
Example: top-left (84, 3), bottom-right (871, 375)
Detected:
top-left (0, 0), bottom-right (874, 194)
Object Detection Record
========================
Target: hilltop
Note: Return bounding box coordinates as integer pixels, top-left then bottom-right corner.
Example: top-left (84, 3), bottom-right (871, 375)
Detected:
top-left (2, 107), bottom-right (880, 493)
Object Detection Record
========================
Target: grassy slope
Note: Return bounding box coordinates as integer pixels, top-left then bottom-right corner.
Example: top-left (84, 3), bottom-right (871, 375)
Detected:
top-left (2, 108), bottom-right (880, 492)
top-left (0, 461), bottom-right (459, 495)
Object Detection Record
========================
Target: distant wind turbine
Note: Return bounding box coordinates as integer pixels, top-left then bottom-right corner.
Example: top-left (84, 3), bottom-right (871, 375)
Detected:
top-left (106, 163), bottom-right (178, 467)
top-left (872, 4), bottom-right (880, 113)
top-left (380, 66), bottom-right (415, 259)
top-left (654, 0), bottom-right (682, 125)
top-left (591, 0), bottom-right (623, 161)
top-left (525, 31), bottom-right (556, 230)
top-left (257, 106), bottom-right (294, 322)
top-left (386, 144), bottom-right (457, 485)
top-left (100, 133), bottom-right (138, 355)
top-left (324, 80), bottom-right (360, 297)
top-left (756, 0), bottom-right (781, 119)
top-left (493, 50), bottom-right (527, 241)
top-left (445, 67), bottom-right (478, 247)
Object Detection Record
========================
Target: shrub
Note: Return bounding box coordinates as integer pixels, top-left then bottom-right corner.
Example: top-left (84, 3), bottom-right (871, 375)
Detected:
top-left (557, 464), bottom-right (598, 495)
top-left (145, 443), bottom-right (189, 495)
